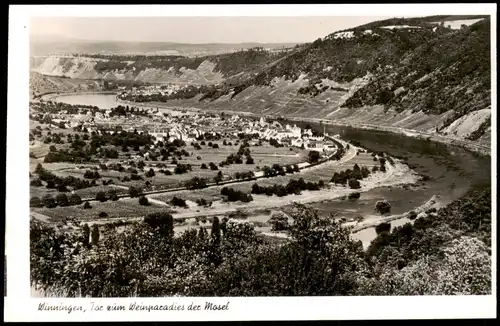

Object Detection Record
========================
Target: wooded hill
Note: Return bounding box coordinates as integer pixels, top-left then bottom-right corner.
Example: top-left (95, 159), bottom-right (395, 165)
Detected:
top-left (181, 16), bottom-right (490, 133)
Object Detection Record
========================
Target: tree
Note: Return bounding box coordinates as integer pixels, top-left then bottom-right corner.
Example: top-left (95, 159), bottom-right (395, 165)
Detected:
top-left (55, 193), bottom-right (69, 207)
top-left (138, 196), bottom-right (149, 206)
top-left (408, 211), bottom-right (418, 220)
top-left (30, 178), bottom-right (43, 187)
top-left (170, 196), bottom-right (187, 207)
top-left (69, 193), bottom-right (82, 206)
top-left (200, 163), bottom-right (208, 169)
top-left (144, 212), bottom-right (174, 238)
top-left (96, 191), bottom-right (107, 202)
top-left (352, 164), bottom-right (363, 180)
top-left (30, 196), bottom-right (43, 208)
top-left (209, 162), bottom-right (218, 170)
top-left (348, 178), bottom-right (361, 189)
top-left (246, 156), bottom-right (254, 164)
top-left (90, 225), bottom-right (100, 246)
top-left (35, 163), bottom-right (44, 174)
top-left (129, 186), bottom-right (142, 198)
top-left (109, 191), bottom-right (119, 201)
top-left (42, 195), bottom-right (57, 208)
top-left (145, 168), bottom-right (155, 177)
top-left (348, 192), bottom-right (361, 200)
top-left (57, 184), bottom-right (69, 192)
top-left (268, 211), bottom-right (289, 231)
top-left (185, 177), bottom-right (207, 190)
top-left (83, 201), bottom-right (92, 209)
top-left (81, 224), bottom-right (90, 247)
top-left (98, 211), bottom-right (108, 218)
top-left (307, 151), bottom-right (321, 164)
top-left (375, 222), bottom-right (391, 234)
top-left (214, 171), bottom-right (223, 185)
top-left (211, 216), bottom-right (221, 245)
top-left (375, 200), bottom-right (391, 215)
top-left (358, 237), bottom-right (492, 295)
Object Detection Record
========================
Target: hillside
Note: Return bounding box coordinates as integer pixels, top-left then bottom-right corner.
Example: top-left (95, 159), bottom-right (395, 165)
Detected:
top-left (29, 72), bottom-right (105, 98)
top-left (159, 16), bottom-right (491, 147)
top-left (30, 47), bottom-right (297, 86)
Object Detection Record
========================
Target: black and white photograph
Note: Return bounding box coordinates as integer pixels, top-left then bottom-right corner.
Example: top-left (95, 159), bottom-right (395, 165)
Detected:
top-left (5, 3), bottom-right (497, 321)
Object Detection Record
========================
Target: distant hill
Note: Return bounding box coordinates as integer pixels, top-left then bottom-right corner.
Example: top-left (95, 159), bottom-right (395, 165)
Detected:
top-left (29, 36), bottom-right (299, 57)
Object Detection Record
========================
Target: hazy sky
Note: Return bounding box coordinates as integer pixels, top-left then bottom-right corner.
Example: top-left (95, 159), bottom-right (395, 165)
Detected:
top-left (30, 16), bottom-right (393, 43)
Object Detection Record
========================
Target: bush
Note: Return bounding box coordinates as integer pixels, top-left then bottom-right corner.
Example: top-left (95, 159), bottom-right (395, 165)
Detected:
top-left (129, 186), bottom-right (142, 198)
top-left (196, 198), bottom-right (208, 207)
top-left (307, 151), bottom-right (321, 164)
top-left (375, 222), bottom-right (391, 234)
top-left (375, 200), bottom-right (391, 215)
top-left (30, 179), bottom-right (43, 187)
top-left (83, 201), bottom-right (92, 209)
top-left (185, 177), bottom-right (207, 190)
top-left (209, 162), bottom-right (219, 170)
top-left (268, 212), bottom-right (289, 231)
top-left (96, 191), bottom-right (108, 202)
top-left (55, 193), bottom-right (69, 207)
top-left (144, 212), bottom-right (174, 236)
top-left (348, 178), bottom-right (361, 189)
top-left (348, 192), bottom-right (361, 200)
top-left (138, 196), bottom-right (149, 206)
top-left (30, 196), bottom-right (43, 208)
top-left (171, 196), bottom-right (187, 207)
top-left (221, 187), bottom-right (253, 202)
top-left (145, 169), bottom-right (155, 178)
top-left (42, 195), bottom-right (57, 208)
top-left (408, 211), bottom-right (418, 220)
top-left (98, 211), bottom-right (108, 218)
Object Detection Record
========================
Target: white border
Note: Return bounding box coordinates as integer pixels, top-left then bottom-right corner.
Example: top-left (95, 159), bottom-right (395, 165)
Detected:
top-left (6, 4), bottom-right (497, 322)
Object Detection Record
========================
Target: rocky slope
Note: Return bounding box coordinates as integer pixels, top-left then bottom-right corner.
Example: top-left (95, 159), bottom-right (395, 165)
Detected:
top-left (30, 56), bottom-right (225, 85)
top-left (30, 47), bottom-right (295, 86)
top-left (29, 72), bottom-right (106, 98)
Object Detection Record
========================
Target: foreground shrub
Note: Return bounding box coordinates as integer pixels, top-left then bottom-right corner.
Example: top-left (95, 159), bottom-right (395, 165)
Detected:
top-left (267, 212), bottom-right (289, 231)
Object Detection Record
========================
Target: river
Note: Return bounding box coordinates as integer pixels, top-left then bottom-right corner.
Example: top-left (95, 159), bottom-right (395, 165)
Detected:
top-left (43, 93), bottom-right (120, 109)
top-left (45, 93), bottom-right (492, 248)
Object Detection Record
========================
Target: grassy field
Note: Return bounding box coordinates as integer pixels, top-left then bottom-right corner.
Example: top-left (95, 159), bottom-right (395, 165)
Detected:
top-left (151, 188), bottom-right (225, 204)
top-left (32, 198), bottom-right (173, 222)
top-left (177, 143), bottom-right (307, 167)
top-left (31, 139), bottom-right (309, 193)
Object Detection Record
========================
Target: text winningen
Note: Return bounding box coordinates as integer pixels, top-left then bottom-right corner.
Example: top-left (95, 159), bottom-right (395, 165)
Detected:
top-left (38, 302), bottom-right (230, 314)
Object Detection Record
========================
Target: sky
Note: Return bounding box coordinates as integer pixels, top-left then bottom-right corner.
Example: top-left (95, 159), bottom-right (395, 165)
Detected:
top-left (30, 16), bottom-right (393, 44)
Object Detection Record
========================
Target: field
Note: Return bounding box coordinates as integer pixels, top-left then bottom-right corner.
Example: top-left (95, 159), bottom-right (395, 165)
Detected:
top-left (32, 198), bottom-right (173, 222)
top-left (31, 140), bottom-right (309, 193)
top-left (149, 152), bottom-right (379, 205)
top-left (178, 143), bottom-right (306, 167)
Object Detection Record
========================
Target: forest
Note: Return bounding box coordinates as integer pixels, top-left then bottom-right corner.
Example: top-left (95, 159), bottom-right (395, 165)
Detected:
top-left (30, 184), bottom-right (491, 297)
